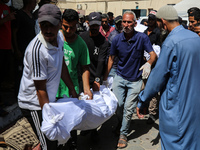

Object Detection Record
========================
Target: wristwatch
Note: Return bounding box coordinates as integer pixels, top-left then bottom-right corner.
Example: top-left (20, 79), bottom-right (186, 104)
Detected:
top-left (95, 77), bottom-right (101, 83)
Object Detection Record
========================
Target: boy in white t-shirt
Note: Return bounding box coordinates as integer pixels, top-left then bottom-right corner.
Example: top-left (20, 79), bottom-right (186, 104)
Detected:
top-left (18, 4), bottom-right (77, 150)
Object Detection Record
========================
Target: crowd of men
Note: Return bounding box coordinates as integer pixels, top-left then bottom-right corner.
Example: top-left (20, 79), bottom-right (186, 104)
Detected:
top-left (1, 0), bottom-right (200, 149)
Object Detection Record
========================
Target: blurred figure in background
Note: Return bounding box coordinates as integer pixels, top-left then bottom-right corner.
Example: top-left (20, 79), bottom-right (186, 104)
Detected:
top-left (99, 13), bottom-right (115, 40)
top-left (107, 11), bottom-right (115, 27)
top-left (0, 0), bottom-right (16, 116)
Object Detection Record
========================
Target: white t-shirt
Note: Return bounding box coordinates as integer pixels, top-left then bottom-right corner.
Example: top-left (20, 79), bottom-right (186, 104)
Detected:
top-left (18, 31), bottom-right (64, 110)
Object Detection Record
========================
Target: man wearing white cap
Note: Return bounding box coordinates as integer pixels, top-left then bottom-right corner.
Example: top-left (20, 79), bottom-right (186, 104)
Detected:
top-left (137, 5), bottom-right (200, 150)
top-left (18, 4), bottom-right (77, 150)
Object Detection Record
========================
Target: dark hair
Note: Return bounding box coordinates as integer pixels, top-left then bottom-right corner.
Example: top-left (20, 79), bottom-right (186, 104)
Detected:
top-left (101, 13), bottom-right (109, 20)
top-left (62, 9), bottom-right (79, 22)
top-left (190, 10), bottom-right (200, 21)
top-left (188, 7), bottom-right (200, 15)
top-left (107, 12), bottom-right (114, 17)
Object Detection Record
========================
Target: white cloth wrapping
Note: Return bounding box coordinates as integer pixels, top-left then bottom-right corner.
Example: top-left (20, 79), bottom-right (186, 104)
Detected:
top-left (144, 44), bottom-right (161, 61)
top-left (41, 86), bottom-right (118, 145)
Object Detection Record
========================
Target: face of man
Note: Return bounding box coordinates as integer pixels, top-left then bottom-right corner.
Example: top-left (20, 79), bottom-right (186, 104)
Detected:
top-left (122, 13), bottom-right (136, 34)
top-left (148, 18), bottom-right (156, 27)
top-left (89, 24), bottom-right (100, 36)
top-left (194, 25), bottom-right (200, 36)
top-left (108, 16), bottom-right (114, 23)
top-left (40, 21), bottom-right (61, 45)
top-left (101, 18), bottom-right (109, 29)
top-left (189, 16), bottom-right (198, 31)
top-left (116, 21), bottom-right (122, 32)
top-left (62, 19), bottom-right (77, 38)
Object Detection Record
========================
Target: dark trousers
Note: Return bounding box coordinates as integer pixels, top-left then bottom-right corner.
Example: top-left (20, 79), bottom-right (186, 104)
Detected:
top-left (21, 108), bottom-right (58, 150)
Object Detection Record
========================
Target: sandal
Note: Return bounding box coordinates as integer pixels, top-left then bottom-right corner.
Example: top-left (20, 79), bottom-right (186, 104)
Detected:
top-left (117, 134), bottom-right (127, 149)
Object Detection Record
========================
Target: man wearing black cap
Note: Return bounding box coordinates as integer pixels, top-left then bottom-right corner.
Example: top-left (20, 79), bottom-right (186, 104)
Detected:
top-left (80, 12), bottom-right (109, 92)
top-left (144, 10), bottom-right (161, 46)
top-left (79, 12), bottom-right (109, 141)
top-left (18, 4), bottom-right (77, 150)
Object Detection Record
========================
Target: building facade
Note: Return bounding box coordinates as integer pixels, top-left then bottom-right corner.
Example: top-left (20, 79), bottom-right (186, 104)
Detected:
top-left (58, 0), bottom-right (182, 17)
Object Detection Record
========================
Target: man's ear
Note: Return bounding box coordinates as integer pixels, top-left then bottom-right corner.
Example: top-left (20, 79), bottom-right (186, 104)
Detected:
top-left (134, 21), bottom-right (137, 27)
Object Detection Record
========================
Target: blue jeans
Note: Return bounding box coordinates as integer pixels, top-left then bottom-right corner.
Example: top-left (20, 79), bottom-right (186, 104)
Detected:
top-left (108, 68), bottom-right (117, 78)
top-left (112, 74), bottom-right (142, 136)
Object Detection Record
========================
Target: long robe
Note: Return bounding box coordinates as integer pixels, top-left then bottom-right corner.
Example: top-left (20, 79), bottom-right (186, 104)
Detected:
top-left (137, 25), bottom-right (200, 150)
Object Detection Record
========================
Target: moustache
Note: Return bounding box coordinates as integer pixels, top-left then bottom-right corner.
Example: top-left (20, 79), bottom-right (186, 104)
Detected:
top-left (44, 33), bottom-right (54, 37)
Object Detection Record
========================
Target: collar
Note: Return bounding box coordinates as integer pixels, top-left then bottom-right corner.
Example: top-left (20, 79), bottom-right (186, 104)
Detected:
top-left (168, 25), bottom-right (184, 37)
top-left (38, 31), bottom-right (64, 50)
top-left (121, 30), bottom-right (137, 42)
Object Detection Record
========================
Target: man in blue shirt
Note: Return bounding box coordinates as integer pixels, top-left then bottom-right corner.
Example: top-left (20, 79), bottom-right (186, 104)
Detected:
top-left (137, 5), bottom-right (200, 150)
top-left (103, 11), bottom-right (156, 149)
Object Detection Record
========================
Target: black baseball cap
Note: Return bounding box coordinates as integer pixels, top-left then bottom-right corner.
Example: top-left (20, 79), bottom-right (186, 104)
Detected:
top-left (88, 12), bottom-right (101, 26)
top-left (114, 15), bottom-right (122, 24)
top-left (38, 4), bottom-right (61, 26)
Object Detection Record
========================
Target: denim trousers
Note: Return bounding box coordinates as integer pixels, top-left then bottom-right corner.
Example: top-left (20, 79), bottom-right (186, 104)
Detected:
top-left (112, 74), bottom-right (143, 136)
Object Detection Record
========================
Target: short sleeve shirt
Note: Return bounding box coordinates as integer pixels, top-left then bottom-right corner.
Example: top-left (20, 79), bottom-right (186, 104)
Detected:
top-left (57, 34), bottom-right (90, 97)
top-left (110, 31), bottom-right (153, 81)
top-left (18, 31), bottom-right (64, 110)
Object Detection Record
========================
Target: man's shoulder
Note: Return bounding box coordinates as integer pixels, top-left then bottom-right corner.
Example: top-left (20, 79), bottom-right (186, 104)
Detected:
top-left (79, 31), bottom-right (90, 38)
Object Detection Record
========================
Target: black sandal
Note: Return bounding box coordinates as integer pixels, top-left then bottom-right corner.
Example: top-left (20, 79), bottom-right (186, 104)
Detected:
top-left (117, 134), bottom-right (127, 149)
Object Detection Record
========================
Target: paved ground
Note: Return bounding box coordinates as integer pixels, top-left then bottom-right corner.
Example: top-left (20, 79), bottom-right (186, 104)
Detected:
top-left (0, 86), bottom-right (161, 150)
top-left (76, 113), bottom-right (161, 150)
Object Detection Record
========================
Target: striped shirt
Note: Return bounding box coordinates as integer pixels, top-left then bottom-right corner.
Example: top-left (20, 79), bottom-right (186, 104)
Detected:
top-left (18, 31), bottom-right (64, 110)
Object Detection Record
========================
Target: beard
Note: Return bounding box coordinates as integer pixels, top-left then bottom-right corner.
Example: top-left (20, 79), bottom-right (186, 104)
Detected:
top-left (123, 26), bottom-right (134, 33)
top-left (90, 29), bottom-right (99, 35)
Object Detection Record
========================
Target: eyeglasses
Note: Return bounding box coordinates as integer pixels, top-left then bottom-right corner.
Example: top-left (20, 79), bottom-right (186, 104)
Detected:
top-left (122, 21), bottom-right (134, 24)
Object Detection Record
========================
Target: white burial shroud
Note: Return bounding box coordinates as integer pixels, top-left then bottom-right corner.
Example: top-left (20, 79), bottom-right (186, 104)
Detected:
top-left (41, 85), bottom-right (118, 145)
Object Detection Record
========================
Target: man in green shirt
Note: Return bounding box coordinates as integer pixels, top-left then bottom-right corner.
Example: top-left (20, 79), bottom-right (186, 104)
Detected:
top-left (57, 9), bottom-right (92, 99)
top-left (56, 9), bottom-right (92, 149)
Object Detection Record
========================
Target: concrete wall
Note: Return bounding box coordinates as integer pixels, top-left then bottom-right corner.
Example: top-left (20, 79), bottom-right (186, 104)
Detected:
top-left (58, 0), bottom-right (181, 16)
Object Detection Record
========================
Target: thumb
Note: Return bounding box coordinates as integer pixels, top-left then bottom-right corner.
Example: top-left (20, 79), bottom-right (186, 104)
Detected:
top-left (139, 65), bottom-right (144, 71)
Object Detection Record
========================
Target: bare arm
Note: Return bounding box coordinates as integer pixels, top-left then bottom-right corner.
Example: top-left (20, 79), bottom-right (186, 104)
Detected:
top-left (34, 80), bottom-right (49, 109)
top-left (82, 65), bottom-right (93, 99)
top-left (103, 55), bottom-right (115, 81)
top-left (147, 51), bottom-right (157, 66)
top-left (61, 58), bottom-right (78, 98)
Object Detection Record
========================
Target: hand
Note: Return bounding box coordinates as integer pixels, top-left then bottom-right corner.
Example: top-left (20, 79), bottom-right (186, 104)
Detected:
top-left (136, 107), bottom-right (147, 119)
top-left (84, 89), bottom-right (93, 100)
top-left (139, 62), bottom-right (151, 79)
top-left (92, 81), bottom-right (100, 91)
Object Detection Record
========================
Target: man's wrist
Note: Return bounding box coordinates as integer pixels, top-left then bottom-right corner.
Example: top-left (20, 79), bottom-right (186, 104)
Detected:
top-left (95, 77), bottom-right (101, 83)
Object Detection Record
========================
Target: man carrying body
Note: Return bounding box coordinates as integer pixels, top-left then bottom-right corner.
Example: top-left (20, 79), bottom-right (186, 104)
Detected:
top-left (18, 4), bottom-right (77, 150)
top-left (103, 11), bottom-right (156, 148)
top-left (80, 12), bottom-right (109, 92)
top-left (137, 5), bottom-right (200, 150)
top-left (56, 9), bottom-right (92, 149)
top-left (80, 12), bottom-right (109, 141)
